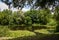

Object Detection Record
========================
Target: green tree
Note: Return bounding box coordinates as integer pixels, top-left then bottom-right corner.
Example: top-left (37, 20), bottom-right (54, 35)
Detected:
top-left (24, 9), bottom-right (51, 25)
top-left (24, 10), bottom-right (39, 24)
top-left (24, 16), bottom-right (32, 25)
top-left (39, 9), bottom-right (51, 25)
top-left (8, 11), bottom-right (25, 29)
top-left (0, 10), bottom-right (12, 25)
top-left (54, 6), bottom-right (59, 32)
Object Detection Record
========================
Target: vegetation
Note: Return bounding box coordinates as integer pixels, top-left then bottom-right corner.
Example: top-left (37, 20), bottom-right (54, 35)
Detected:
top-left (0, 0), bottom-right (59, 40)
top-left (0, 26), bottom-right (9, 37)
top-left (1, 0), bottom-right (59, 9)
top-left (0, 9), bottom-right (57, 36)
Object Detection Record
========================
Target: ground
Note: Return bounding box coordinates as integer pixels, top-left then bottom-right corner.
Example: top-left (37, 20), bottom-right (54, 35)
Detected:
top-left (0, 29), bottom-right (59, 40)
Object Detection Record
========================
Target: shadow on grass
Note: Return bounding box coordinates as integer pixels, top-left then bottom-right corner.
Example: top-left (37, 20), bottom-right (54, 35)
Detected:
top-left (8, 31), bottom-right (59, 40)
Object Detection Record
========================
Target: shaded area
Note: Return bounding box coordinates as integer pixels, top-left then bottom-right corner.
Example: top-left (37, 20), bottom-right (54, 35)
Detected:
top-left (9, 25), bottom-right (47, 31)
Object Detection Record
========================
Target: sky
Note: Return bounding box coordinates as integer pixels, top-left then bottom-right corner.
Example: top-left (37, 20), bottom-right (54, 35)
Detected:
top-left (0, 1), bottom-right (30, 12)
top-left (0, 2), bottom-right (8, 11)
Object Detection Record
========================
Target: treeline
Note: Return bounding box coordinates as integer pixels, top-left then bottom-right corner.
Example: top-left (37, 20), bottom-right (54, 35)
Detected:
top-left (0, 9), bottom-right (53, 25)
top-left (0, 8), bottom-right (59, 31)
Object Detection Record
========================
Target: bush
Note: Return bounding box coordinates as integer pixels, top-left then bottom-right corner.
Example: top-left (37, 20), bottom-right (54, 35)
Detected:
top-left (24, 16), bottom-right (32, 25)
top-left (0, 10), bottom-right (12, 25)
top-left (24, 10), bottom-right (40, 24)
top-left (24, 9), bottom-right (51, 25)
top-left (47, 19), bottom-right (57, 26)
top-left (54, 6), bottom-right (59, 32)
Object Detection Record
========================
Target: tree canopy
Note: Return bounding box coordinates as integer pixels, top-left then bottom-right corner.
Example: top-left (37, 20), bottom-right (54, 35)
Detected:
top-left (1, 0), bottom-right (59, 9)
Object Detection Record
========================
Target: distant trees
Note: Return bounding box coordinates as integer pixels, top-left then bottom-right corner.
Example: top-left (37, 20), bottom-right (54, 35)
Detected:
top-left (0, 8), bottom-right (59, 32)
top-left (0, 9), bottom-right (59, 32)
top-left (1, 0), bottom-right (59, 32)
top-left (0, 9), bottom-right (52, 29)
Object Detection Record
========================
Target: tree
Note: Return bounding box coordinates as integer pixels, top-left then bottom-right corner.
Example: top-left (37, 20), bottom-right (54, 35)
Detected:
top-left (12, 0), bottom-right (26, 10)
top-left (24, 10), bottom-right (39, 24)
top-left (2, 0), bottom-right (59, 10)
top-left (24, 9), bottom-right (51, 25)
top-left (24, 9), bottom-right (51, 31)
top-left (54, 6), bottom-right (59, 32)
top-left (0, 9), bottom-right (12, 25)
top-left (39, 9), bottom-right (51, 25)
top-left (12, 0), bottom-right (59, 9)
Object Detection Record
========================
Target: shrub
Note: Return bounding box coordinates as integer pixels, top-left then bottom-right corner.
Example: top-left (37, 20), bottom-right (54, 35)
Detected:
top-left (47, 19), bottom-right (57, 26)
top-left (0, 10), bottom-right (12, 25)
top-left (24, 9), bottom-right (51, 25)
top-left (24, 16), bottom-right (32, 25)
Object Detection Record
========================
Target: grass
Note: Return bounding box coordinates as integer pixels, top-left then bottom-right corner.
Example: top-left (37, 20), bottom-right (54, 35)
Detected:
top-left (35, 29), bottom-right (51, 34)
top-left (0, 25), bottom-right (59, 40)
top-left (0, 28), bottom-right (59, 40)
top-left (7, 30), bottom-right (36, 37)
top-left (6, 29), bottom-right (53, 37)
top-left (7, 29), bottom-right (59, 40)
top-left (0, 25), bottom-right (56, 37)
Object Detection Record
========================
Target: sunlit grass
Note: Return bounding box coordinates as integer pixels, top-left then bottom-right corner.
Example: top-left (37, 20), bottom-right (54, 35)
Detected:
top-left (7, 30), bottom-right (36, 37)
top-left (7, 29), bottom-right (53, 37)
top-left (35, 29), bottom-right (51, 34)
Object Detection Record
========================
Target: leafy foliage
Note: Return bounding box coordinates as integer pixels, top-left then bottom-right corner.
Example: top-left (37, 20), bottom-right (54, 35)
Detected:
top-left (54, 6), bottom-right (59, 32)
top-left (0, 9), bottom-right (57, 32)
top-left (24, 9), bottom-right (51, 25)
top-left (1, 0), bottom-right (59, 9)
